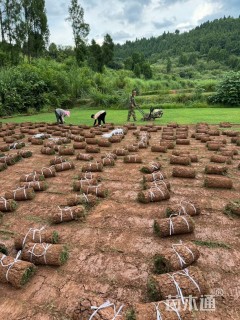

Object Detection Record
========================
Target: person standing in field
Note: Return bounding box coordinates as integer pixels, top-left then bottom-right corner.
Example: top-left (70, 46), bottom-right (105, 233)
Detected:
top-left (55, 108), bottom-right (70, 124)
top-left (127, 89), bottom-right (137, 121)
top-left (91, 110), bottom-right (107, 126)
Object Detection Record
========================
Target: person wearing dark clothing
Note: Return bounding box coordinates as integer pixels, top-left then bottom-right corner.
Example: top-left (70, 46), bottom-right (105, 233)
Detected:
top-left (55, 109), bottom-right (70, 124)
top-left (91, 110), bottom-right (106, 126)
top-left (127, 90), bottom-right (137, 121)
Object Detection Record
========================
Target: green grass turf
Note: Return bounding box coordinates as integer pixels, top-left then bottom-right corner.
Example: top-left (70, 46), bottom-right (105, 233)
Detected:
top-left (1, 108), bottom-right (240, 125)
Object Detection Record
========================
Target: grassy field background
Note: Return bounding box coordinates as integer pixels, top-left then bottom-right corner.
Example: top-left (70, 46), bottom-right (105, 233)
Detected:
top-left (0, 108), bottom-right (240, 126)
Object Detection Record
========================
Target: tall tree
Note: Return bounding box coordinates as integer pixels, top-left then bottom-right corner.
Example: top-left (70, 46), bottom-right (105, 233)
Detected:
top-left (89, 39), bottom-right (104, 72)
top-left (67, 0), bottom-right (89, 66)
top-left (0, 0), bottom-right (22, 64)
top-left (102, 33), bottom-right (114, 66)
top-left (21, 0), bottom-right (49, 61)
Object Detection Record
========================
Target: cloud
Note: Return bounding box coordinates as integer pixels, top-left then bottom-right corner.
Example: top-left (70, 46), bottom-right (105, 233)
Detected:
top-left (153, 18), bottom-right (176, 29)
top-left (111, 31), bottom-right (133, 41)
top-left (45, 0), bottom-right (240, 46)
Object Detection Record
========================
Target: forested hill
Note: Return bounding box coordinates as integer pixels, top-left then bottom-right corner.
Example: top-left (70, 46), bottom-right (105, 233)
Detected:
top-left (114, 17), bottom-right (240, 62)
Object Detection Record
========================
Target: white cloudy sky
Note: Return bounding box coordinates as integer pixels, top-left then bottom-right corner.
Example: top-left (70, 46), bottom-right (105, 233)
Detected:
top-left (45, 0), bottom-right (240, 46)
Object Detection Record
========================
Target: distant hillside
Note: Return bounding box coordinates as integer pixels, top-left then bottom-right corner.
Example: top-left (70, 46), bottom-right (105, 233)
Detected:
top-left (114, 17), bottom-right (240, 67)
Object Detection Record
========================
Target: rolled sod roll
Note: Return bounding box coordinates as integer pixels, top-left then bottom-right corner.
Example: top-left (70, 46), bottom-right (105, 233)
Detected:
top-left (176, 134), bottom-right (188, 139)
top-left (85, 145), bottom-right (100, 153)
top-left (0, 145), bottom-right (10, 152)
top-left (31, 138), bottom-right (43, 145)
top-left (145, 180), bottom-right (171, 191)
top-left (17, 150), bottom-right (32, 158)
top-left (76, 153), bottom-right (93, 161)
top-left (78, 172), bottom-right (101, 181)
top-left (160, 141), bottom-right (175, 149)
top-left (101, 157), bottom-right (115, 166)
top-left (210, 154), bottom-right (231, 164)
top-left (59, 147), bottom-right (75, 155)
top-left (166, 201), bottom-right (200, 217)
top-left (138, 142), bottom-right (148, 148)
top-left (143, 171), bottom-right (167, 182)
top-left (73, 136), bottom-right (85, 142)
top-left (19, 173), bottom-right (45, 182)
top-left (207, 129), bottom-right (220, 136)
top-left (138, 186), bottom-right (170, 203)
top-left (5, 187), bottom-right (35, 201)
top-left (67, 193), bottom-right (98, 207)
top-left (52, 205), bottom-right (85, 223)
top-left (73, 179), bottom-right (98, 191)
top-left (124, 155), bottom-right (142, 163)
top-left (73, 142), bottom-right (87, 149)
top-left (200, 136), bottom-right (211, 143)
top-left (83, 132), bottom-right (95, 138)
top-left (0, 198), bottom-right (18, 212)
top-left (140, 162), bottom-right (162, 173)
top-left (80, 184), bottom-right (108, 198)
top-left (49, 156), bottom-right (67, 165)
top-left (20, 181), bottom-right (48, 192)
top-left (172, 167), bottom-right (196, 178)
top-left (207, 142), bottom-right (222, 151)
top-left (82, 162), bottom-right (103, 172)
top-left (153, 215), bottom-right (194, 237)
top-left (224, 200), bottom-right (240, 216)
top-left (153, 242), bottom-right (200, 274)
top-left (0, 155), bottom-right (21, 165)
top-left (161, 135), bottom-right (175, 140)
top-left (35, 166), bottom-right (56, 178)
top-left (148, 266), bottom-right (208, 302)
top-left (0, 252), bottom-right (36, 288)
top-left (0, 163), bottom-right (7, 171)
top-left (151, 145), bottom-right (168, 152)
top-left (15, 228), bottom-right (59, 250)
top-left (85, 138), bottom-right (98, 145)
top-left (41, 146), bottom-right (55, 155)
top-left (170, 155), bottom-right (191, 166)
top-left (204, 176), bottom-right (233, 189)
top-left (21, 242), bottom-right (68, 266)
top-left (97, 139), bottom-right (112, 147)
top-left (113, 148), bottom-right (129, 156)
top-left (54, 161), bottom-right (75, 171)
top-left (205, 164), bottom-right (228, 175)
top-left (109, 135), bottom-right (122, 143)
top-left (127, 145), bottom-right (139, 152)
top-left (176, 139), bottom-right (190, 145)
top-left (129, 300), bottom-right (194, 320)
top-left (101, 152), bottom-right (117, 160)
top-left (220, 150), bottom-right (234, 157)
top-left (43, 141), bottom-right (55, 148)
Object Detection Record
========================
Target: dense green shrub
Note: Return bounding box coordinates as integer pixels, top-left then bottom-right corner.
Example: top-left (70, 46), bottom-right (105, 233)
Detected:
top-left (208, 72), bottom-right (240, 106)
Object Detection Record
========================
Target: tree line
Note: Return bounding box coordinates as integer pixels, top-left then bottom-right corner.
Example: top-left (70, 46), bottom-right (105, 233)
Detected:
top-left (0, 0), bottom-right (115, 72)
top-left (114, 17), bottom-right (240, 71)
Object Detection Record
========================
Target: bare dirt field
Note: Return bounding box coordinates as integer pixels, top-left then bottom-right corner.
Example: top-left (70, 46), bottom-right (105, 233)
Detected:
top-left (0, 121), bottom-right (239, 320)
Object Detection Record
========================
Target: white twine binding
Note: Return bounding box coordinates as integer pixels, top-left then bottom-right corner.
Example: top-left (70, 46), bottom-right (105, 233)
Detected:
top-left (58, 206), bottom-right (73, 221)
top-left (0, 250), bottom-right (22, 281)
top-left (179, 200), bottom-right (196, 216)
top-left (22, 226), bottom-right (46, 248)
top-left (169, 214), bottom-right (190, 236)
top-left (13, 187), bottom-right (27, 200)
top-left (167, 268), bottom-right (201, 304)
top-left (28, 243), bottom-right (52, 264)
top-left (0, 197), bottom-right (8, 210)
top-left (172, 241), bottom-right (195, 268)
top-left (89, 300), bottom-right (123, 320)
top-left (154, 300), bottom-right (182, 320)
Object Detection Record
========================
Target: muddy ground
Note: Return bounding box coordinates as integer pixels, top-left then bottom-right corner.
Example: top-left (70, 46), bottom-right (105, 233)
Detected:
top-left (0, 122), bottom-right (239, 320)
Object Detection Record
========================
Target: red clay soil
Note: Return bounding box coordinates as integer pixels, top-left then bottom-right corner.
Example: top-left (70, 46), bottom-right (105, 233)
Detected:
top-left (0, 122), bottom-right (239, 320)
